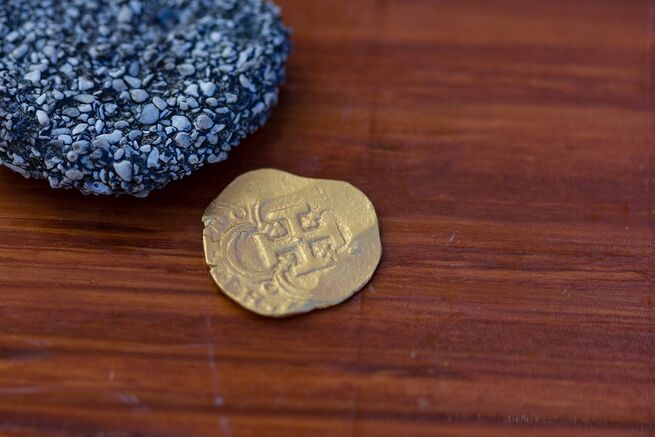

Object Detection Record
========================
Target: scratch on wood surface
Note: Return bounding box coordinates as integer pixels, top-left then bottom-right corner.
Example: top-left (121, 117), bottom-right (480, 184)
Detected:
top-left (0, 386), bottom-right (45, 395)
top-left (219, 416), bottom-right (231, 436)
top-left (24, 338), bottom-right (51, 347)
top-left (204, 311), bottom-right (221, 398)
top-left (117, 393), bottom-right (151, 412)
top-left (205, 296), bottom-right (229, 433)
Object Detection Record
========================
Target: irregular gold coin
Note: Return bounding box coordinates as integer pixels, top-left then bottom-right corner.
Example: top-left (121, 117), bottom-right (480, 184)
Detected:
top-left (202, 169), bottom-right (382, 317)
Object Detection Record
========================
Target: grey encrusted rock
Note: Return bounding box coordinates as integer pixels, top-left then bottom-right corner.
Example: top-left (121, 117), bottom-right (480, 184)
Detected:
top-left (0, 0), bottom-right (291, 197)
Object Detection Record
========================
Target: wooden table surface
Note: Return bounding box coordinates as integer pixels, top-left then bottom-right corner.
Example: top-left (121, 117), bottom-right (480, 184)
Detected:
top-left (1, 0), bottom-right (654, 435)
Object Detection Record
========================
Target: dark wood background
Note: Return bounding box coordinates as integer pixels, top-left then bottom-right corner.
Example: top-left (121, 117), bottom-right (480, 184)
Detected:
top-left (1, 0), bottom-right (653, 435)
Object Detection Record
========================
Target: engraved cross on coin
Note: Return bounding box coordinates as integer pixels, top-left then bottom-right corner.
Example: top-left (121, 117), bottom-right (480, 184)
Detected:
top-left (254, 202), bottom-right (346, 277)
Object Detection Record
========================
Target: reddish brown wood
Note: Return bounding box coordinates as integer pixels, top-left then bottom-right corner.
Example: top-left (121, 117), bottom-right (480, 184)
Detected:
top-left (1, 0), bottom-right (654, 435)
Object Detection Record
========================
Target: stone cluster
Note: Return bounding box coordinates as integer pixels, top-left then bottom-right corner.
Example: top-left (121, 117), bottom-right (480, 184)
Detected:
top-left (0, 0), bottom-right (291, 196)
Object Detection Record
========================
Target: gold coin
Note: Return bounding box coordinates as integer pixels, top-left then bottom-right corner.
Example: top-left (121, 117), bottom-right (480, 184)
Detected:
top-left (202, 169), bottom-right (382, 317)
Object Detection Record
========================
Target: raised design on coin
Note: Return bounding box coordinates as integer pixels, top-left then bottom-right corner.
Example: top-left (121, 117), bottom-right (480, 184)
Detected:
top-left (202, 169), bottom-right (382, 317)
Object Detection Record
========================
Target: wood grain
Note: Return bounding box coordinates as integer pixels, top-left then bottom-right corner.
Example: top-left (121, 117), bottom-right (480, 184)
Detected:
top-left (1, 0), bottom-right (654, 435)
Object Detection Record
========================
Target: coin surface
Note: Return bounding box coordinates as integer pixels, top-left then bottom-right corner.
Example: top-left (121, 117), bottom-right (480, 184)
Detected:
top-left (202, 169), bottom-right (382, 317)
